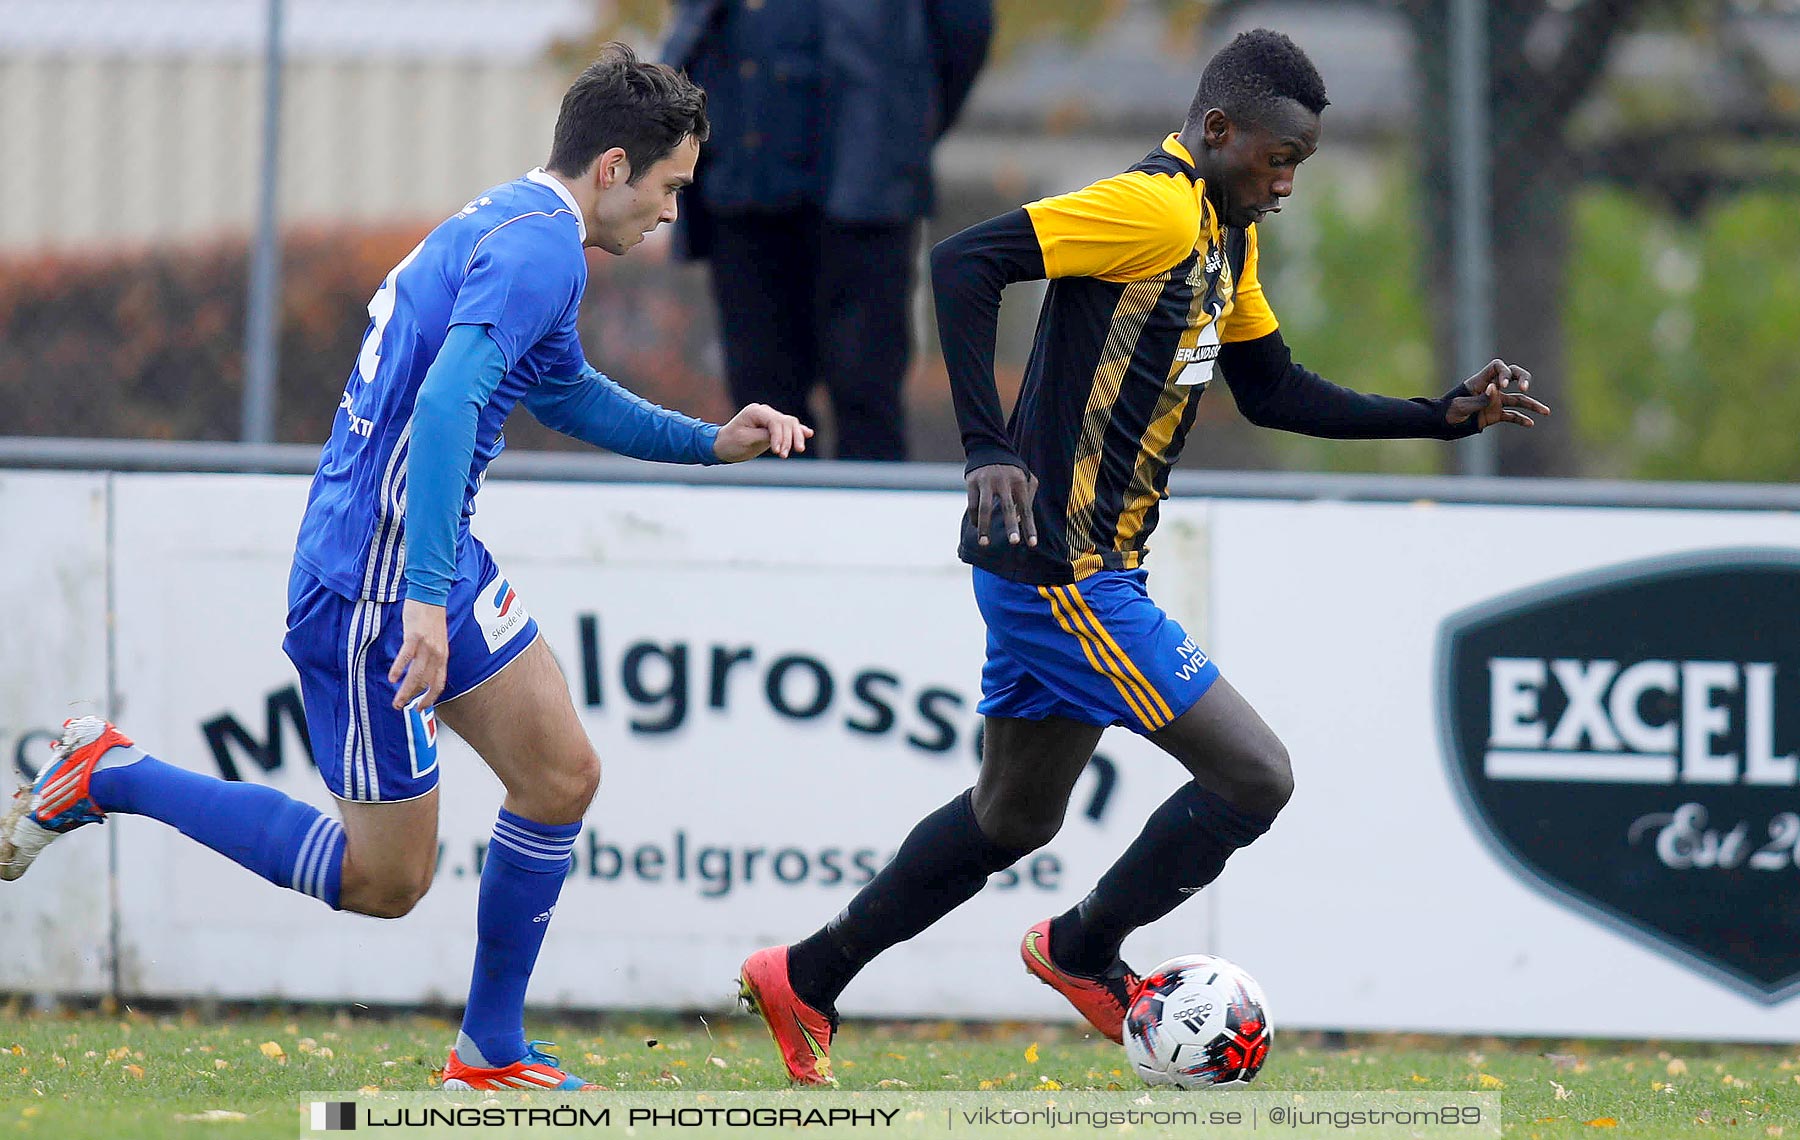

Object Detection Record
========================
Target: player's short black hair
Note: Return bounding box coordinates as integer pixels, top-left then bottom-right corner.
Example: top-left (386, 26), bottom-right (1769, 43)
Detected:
top-left (1186, 29), bottom-right (1329, 130)
top-left (548, 42), bottom-right (710, 183)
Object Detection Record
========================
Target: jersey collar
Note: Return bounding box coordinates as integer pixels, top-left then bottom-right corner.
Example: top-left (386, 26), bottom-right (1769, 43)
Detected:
top-left (1160, 134), bottom-right (1221, 245)
top-left (526, 167), bottom-right (587, 244)
top-left (1161, 133), bottom-right (1197, 169)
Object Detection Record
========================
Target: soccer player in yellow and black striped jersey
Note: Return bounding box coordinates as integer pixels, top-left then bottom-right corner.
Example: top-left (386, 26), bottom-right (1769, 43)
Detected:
top-left (738, 29), bottom-right (1549, 1083)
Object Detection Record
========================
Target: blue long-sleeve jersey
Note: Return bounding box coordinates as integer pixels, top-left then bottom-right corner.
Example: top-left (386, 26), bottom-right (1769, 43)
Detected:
top-left (292, 169), bottom-right (720, 606)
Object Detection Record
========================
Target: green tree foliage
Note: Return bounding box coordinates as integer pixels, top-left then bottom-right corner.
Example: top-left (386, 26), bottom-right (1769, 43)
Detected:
top-left (1568, 187), bottom-right (1800, 481)
top-left (1251, 161), bottom-right (1446, 476)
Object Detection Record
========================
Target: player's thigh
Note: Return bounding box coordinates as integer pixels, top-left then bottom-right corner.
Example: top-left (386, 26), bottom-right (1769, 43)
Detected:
top-left (336, 789), bottom-right (441, 918)
top-left (436, 636), bottom-right (598, 826)
top-left (1148, 676), bottom-right (1292, 816)
top-left (973, 714), bottom-right (1106, 850)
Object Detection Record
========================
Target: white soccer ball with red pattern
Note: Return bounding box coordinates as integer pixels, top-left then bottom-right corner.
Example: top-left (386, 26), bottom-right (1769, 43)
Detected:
top-left (1123, 954), bottom-right (1272, 1088)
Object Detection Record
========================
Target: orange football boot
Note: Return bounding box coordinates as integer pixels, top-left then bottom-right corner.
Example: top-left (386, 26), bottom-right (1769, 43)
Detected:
top-left (441, 1042), bottom-right (598, 1091)
top-left (738, 945), bottom-right (836, 1085)
top-left (1021, 919), bottom-right (1142, 1044)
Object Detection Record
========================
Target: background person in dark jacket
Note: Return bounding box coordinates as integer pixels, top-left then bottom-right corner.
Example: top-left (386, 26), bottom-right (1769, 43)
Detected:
top-left (664, 0), bottom-right (992, 460)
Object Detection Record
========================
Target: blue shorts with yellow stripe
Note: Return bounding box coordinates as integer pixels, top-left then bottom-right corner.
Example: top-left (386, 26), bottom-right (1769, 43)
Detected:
top-left (972, 566), bottom-right (1219, 734)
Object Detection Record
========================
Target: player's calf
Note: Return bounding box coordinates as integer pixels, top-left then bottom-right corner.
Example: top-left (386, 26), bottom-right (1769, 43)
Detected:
top-left (3, 718), bottom-right (352, 909)
top-left (335, 794), bottom-right (442, 918)
top-left (340, 858), bottom-right (436, 919)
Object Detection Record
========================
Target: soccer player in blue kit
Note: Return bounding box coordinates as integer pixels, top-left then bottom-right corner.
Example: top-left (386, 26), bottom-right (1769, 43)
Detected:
top-left (740, 30), bottom-right (1547, 1084)
top-left (1, 44), bottom-right (808, 1091)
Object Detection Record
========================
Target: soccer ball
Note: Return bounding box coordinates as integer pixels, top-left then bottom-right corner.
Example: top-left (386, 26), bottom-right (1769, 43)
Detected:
top-left (1123, 954), bottom-right (1271, 1088)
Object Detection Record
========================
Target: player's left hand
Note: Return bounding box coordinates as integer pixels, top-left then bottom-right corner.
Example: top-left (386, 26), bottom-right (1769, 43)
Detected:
top-left (1445, 359), bottom-right (1550, 430)
top-left (714, 404), bottom-right (814, 461)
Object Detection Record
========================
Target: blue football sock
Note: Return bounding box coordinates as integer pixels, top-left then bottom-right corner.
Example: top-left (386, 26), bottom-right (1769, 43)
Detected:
top-left (458, 809), bottom-right (581, 1069)
top-left (88, 752), bottom-right (345, 908)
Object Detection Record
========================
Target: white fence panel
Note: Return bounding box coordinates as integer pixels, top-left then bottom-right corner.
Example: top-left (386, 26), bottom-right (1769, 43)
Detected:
top-left (1207, 500), bottom-right (1800, 1041)
top-left (105, 474), bottom-right (1216, 1019)
top-left (0, 473), bottom-right (112, 994)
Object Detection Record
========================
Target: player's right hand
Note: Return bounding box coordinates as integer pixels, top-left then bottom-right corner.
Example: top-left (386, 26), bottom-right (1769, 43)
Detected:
top-left (391, 599), bottom-right (450, 711)
top-left (966, 463), bottom-right (1039, 547)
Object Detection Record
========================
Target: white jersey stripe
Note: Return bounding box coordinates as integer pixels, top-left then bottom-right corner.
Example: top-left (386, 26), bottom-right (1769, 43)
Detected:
top-left (339, 597), bottom-right (366, 800)
top-left (356, 600), bottom-right (384, 800)
top-left (343, 598), bottom-right (385, 801)
top-left (465, 210), bottom-right (578, 273)
top-left (364, 421), bottom-right (413, 604)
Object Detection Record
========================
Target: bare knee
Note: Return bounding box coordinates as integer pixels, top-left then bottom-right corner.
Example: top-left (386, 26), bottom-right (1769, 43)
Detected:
top-left (512, 749), bottom-right (601, 826)
top-left (972, 791), bottom-right (1063, 853)
top-left (1232, 740), bottom-right (1294, 819)
top-left (559, 751), bottom-right (602, 811)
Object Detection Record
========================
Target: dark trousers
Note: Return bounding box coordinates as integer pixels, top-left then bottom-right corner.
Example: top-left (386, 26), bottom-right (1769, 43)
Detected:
top-left (706, 209), bottom-right (916, 461)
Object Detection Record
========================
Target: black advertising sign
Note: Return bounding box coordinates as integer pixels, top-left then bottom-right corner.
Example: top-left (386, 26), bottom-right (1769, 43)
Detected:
top-left (1438, 549), bottom-right (1800, 1003)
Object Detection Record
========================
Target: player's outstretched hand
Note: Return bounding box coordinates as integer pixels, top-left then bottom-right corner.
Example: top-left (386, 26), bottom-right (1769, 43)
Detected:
top-left (390, 599), bottom-right (449, 711)
top-left (714, 404), bottom-right (814, 462)
top-left (966, 463), bottom-right (1039, 547)
top-left (1445, 359), bottom-right (1551, 430)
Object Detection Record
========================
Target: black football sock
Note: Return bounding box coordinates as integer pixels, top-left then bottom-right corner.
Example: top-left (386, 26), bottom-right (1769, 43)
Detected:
top-left (1050, 780), bottom-right (1274, 977)
top-left (787, 789), bottom-right (1031, 1014)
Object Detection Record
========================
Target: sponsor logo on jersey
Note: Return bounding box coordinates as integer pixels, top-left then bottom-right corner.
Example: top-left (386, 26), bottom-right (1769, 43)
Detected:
top-left (1173, 635), bottom-right (1211, 683)
top-left (1438, 549), bottom-right (1800, 1002)
top-left (1176, 301), bottom-right (1224, 387)
top-left (337, 392), bottom-right (374, 438)
top-left (405, 701), bottom-right (439, 780)
top-left (476, 574), bottom-right (530, 653)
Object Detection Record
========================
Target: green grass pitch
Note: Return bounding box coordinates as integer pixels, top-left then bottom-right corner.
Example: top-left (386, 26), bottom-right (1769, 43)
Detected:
top-left (1, 1002), bottom-right (1796, 1138)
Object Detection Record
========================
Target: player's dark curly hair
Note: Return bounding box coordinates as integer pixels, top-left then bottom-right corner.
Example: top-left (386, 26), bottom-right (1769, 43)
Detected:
top-left (1187, 29), bottom-right (1329, 129)
top-left (548, 42), bottom-right (710, 184)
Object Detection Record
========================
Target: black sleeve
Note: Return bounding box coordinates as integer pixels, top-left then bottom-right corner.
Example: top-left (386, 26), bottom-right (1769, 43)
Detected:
top-left (931, 208), bottom-right (1047, 472)
top-left (1217, 330), bottom-right (1481, 441)
top-left (924, 0), bottom-right (993, 137)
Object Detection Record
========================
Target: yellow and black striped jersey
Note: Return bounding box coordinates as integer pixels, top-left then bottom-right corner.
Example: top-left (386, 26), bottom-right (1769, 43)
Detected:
top-left (944, 135), bottom-right (1276, 584)
top-left (933, 134), bottom-right (1472, 585)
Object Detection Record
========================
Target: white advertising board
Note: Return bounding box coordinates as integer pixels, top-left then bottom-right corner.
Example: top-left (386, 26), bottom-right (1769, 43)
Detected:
top-left (105, 474), bottom-right (1217, 1020)
top-left (1205, 500), bottom-right (1800, 1041)
top-left (24, 472), bottom-right (1800, 1040)
top-left (0, 472), bottom-right (112, 994)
